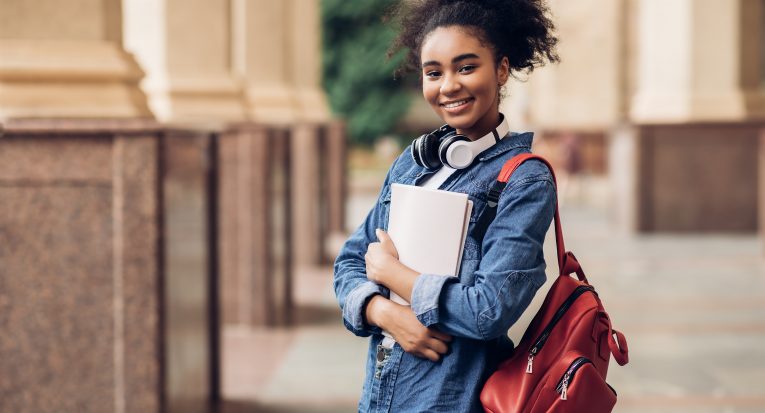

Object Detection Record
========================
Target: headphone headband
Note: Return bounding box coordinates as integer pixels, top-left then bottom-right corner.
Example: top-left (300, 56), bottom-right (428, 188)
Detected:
top-left (411, 114), bottom-right (510, 170)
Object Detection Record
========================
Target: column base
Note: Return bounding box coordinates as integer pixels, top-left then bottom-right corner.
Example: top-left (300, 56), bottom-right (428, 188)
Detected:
top-left (144, 75), bottom-right (248, 124)
top-left (0, 40), bottom-right (153, 120)
top-left (244, 84), bottom-right (298, 125)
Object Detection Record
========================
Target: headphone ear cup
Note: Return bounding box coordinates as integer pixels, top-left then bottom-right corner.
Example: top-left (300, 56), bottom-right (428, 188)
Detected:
top-left (411, 124), bottom-right (458, 170)
top-left (412, 134), bottom-right (431, 168)
top-left (416, 133), bottom-right (442, 170)
top-left (411, 135), bottom-right (425, 167)
top-left (438, 134), bottom-right (470, 168)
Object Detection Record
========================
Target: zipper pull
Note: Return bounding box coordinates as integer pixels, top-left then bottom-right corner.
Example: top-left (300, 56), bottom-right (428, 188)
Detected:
top-left (561, 373), bottom-right (570, 400)
top-left (526, 355), bottom-right (534, 374)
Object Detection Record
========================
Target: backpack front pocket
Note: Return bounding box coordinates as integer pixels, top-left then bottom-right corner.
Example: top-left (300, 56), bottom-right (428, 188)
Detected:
top-left (528, 353), bottom-right (617, 413)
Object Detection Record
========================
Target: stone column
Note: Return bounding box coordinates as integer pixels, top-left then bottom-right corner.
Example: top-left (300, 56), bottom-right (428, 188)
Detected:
top-left (0, 0), bottom-right (152, 119)
top-left (290, 123), bottom-right (323, 268)
top-left (122, 0), bottom-right (247, 123)
top-left (216, 0), bottom-right (336, 328)
top-left (0, 120), bottom-right (162, 413)
top-left (525, 0), bottom-right (626, 131)
top-left (322, 120), bottom-right (348, 261)
top-left (630, 0), bottom-right (765, 122)
top-left (161, 130), bottom-right (218, 412)
top-left (611, 0), bottom-right (765, 232)
top-left (287, 0), bottom-right (333, 268)
top-left (1, 2), bottom-right (222, 410)
top-left (218, 125), bottom-right (292, 326)
top-left (234, 0), bottom-right (298, 123)
top-left (288, 0), bottom-right (331, 123)
top-left (503, 0), bottom-right (626, 181)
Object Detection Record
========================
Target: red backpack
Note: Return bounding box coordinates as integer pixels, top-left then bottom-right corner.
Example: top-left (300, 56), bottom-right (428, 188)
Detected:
top-left (478, 154), bottom-right (629, 413)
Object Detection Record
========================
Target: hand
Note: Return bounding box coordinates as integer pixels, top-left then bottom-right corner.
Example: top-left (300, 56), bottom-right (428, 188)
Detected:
top-left (365, 229), bottom-right (400, 284)
top-left (366, 296), bottom-right (452, 362)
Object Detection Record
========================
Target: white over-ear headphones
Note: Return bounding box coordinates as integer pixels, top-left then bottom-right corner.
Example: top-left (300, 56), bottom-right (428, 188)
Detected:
top-left (411, 114), bottom-right (510, 170)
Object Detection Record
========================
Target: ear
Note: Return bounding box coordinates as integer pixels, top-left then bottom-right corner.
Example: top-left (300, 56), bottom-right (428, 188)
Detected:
top-left (497, 56), bottom-right (510, 86)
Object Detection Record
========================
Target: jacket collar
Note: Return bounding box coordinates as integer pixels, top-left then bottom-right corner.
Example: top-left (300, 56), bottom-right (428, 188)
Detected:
top-left (477, 131), bottom-right (534, 162)
top-left (404, 130), bottom-right (535, 183)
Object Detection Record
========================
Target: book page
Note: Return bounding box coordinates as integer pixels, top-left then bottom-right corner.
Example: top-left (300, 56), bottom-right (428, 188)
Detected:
top-left (387, 184), bottom-right (470, 305)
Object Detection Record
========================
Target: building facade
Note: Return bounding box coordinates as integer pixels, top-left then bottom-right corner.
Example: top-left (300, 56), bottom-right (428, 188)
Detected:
top-left (0, 1), bottom-right (340, 412)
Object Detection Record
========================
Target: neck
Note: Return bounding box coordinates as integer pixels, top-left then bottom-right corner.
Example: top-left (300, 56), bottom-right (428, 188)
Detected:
top-left (458, 110), bottom-right (503, 141)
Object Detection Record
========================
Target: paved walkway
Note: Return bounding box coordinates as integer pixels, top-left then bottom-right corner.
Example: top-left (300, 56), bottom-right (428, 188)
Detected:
top-left (220, 178), bottom-right (765, 413)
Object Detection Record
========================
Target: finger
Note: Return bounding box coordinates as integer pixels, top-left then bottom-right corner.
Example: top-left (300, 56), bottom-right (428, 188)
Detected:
top-left (375, 229), bottom-right (392, 246)
top-left (376, 229), bottom-right (399, 257)
top-left (420, 349), bottom-right (441, 362)
top-left (375, 228), bottom-right (389, 243)
top-left (429, 329), bottom-right (453, 342)
top-left (429, 338), bottom-right (449, 355)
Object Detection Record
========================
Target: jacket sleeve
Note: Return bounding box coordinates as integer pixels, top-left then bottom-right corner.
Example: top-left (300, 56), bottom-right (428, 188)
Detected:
top-left (408, 161), bottom-right (557, 340)
top-left (332, 158), bottom-right (399, 337)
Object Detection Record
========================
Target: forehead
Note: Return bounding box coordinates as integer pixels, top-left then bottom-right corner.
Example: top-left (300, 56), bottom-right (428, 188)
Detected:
top-left (420, 26), bottom-right (492, 62)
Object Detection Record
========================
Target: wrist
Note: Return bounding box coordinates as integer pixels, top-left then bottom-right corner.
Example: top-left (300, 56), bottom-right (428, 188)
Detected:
top-left (364, 294), bottom-right (390, 328)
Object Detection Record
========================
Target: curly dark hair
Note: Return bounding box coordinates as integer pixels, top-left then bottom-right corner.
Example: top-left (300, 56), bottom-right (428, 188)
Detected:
top-left (387, 0), bottom-right (559, 77)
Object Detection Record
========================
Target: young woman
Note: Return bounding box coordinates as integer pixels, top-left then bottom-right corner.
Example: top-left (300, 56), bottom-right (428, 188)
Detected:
top-left (334, 0), bottom-right (560, 411)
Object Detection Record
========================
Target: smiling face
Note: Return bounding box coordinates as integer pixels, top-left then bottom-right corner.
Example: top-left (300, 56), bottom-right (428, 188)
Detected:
top-left (421, 26), bottom-right (510, 141)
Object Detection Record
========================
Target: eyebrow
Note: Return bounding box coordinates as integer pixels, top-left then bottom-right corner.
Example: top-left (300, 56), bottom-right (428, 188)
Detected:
top-left (421, 53), bottom-right (480, 69)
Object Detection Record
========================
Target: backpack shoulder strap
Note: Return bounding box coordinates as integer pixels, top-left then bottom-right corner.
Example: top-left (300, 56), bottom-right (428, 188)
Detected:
top-left (472, 153), bottom-right (584, 280)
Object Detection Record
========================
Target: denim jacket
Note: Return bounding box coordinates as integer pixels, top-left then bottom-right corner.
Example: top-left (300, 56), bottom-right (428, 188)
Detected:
top-left (333, 131), bottom-right (556, 413)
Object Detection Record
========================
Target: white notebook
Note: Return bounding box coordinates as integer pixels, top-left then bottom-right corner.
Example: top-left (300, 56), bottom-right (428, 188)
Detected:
top-left (386, 183), bottom-right (473, 305)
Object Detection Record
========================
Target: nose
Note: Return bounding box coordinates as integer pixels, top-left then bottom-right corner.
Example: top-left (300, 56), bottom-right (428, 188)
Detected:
top-left (440, 72), bottom-right (461, 95)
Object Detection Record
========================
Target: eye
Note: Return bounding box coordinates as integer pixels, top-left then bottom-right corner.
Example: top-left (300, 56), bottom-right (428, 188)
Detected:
top-left (458, 64), bottom-right (477, 73)
top-left (425, 70), bottom-right (442, 79)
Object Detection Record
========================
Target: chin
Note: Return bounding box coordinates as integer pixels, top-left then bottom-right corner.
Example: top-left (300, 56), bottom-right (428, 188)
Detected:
top-left (441, 113), bottom-right (477, 131)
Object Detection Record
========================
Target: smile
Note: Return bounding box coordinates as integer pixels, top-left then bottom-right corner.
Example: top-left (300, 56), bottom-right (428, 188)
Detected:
top-left (441, 98), bottom-right (473, 108)
top-left (440, 98), bottom-right (474, 114)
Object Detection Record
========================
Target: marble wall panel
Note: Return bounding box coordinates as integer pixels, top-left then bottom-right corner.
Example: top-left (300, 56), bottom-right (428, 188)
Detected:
top-left (321, 121), bottom-right (347, 249)
top-left (0, 135), bottom-right (112, 182)
top-left (217, 125), bottom-right (293, 327)
top-left (217, 130), bottom-right (241, 325)
top-left (0, 131), bottom-right (164, 412)
top-left (0, 185), bottom-right (114, 412)
top-left (290, 124), bottom-right (320, 269)
top-left (639, 124), bottom-right (759, 232)
top-left (112, 135), bottom-right (161, 413)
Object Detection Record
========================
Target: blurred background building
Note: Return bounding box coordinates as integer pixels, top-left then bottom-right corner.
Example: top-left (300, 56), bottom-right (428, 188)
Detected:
top-left (1, 0), bottom-right (765, 412)
top-left (1, 0), bottom-right (343, 412)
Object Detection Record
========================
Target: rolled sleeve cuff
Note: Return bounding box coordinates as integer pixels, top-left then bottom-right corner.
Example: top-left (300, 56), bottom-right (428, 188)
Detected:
top-left (410, 273), bottom-right (456, 327)
top-left (343, 281), bottom-right (387, 337)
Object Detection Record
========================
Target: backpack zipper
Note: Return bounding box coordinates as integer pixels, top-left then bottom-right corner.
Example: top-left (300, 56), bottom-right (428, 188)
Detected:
top-left (555, 356), bottom-right (591, 400)
top-left (526, 285), bottom-right (596, 374)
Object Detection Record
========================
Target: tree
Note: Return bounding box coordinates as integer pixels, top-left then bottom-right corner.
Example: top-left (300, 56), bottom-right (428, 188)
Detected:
top-left (322, 0), bottom-right (413, 146)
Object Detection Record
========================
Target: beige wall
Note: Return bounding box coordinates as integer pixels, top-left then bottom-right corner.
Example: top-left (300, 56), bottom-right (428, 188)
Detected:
top-left (518, 0), bottom-right (765, 128)
top-left (0, 0), bottom-right (120, 41)
top-left (0, 0), bottom-right (330, 125)
top-left (0, 0), bottom-right (150, 119)
top-left (520, 0), bottom-right (627, 131)
top-left (119, 0), bottom-right (332, 125)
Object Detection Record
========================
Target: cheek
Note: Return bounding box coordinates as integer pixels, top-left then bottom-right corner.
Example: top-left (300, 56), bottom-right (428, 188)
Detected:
top-left (471, 78), bottom-right (496, 103)
top-left (422, 82), bottom-right (439, 105)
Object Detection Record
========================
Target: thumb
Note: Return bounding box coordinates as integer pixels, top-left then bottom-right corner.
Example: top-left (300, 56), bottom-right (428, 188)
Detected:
top-left (375, 229), bottom-right (398, 256)
top-left (376, 228), bottom-right (391, 243)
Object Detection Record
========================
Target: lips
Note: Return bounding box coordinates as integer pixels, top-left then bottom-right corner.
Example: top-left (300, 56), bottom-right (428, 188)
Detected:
top-left (440, 97), bottom-right (474, 113)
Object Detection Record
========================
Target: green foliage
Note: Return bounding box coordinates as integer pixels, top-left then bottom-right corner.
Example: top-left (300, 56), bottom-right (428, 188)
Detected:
top-left (322, 0), bottom-right (413, 146)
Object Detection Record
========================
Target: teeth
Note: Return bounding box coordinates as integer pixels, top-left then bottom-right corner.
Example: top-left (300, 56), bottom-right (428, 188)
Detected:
top-left (444, 99), bottom-right (469, 108)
